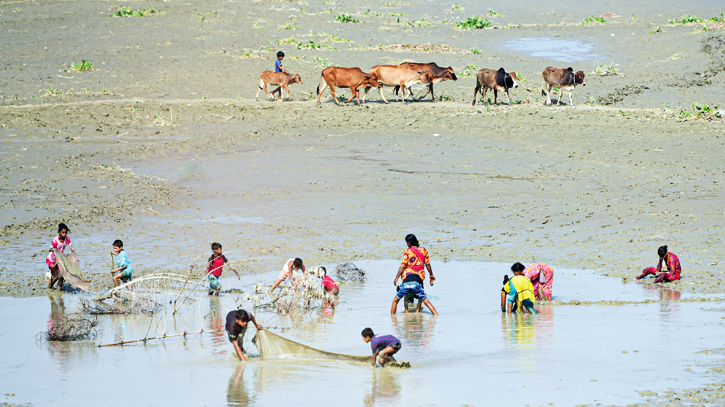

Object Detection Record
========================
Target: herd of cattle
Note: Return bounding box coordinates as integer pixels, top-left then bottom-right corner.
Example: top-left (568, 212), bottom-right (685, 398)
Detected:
top-left (256, 63), bottom-right (586, 107)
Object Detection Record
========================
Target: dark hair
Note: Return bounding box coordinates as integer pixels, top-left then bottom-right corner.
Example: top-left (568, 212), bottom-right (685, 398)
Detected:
top-left (113, 239), bottom-right (124, 248)
top-left (658, 245), bottom-right (668, 258)
top-left (511, 262), bottom-right (525, 272)
top-left (293, 258), bottom-right (303, 268)
top-left (277, 51), bottom-right (285, 58)
top-left (235, 309), bottom-right (250, 323)
top-left (211, 242), bottom-right (222, 251)
top-left (58, 223), bottom-right (70, 233)
top-left (361, 327), bottom-right (374, 338)
top-left (502, 275), bottom-right (509, 285)
top-left (405, 234), bottom-right (420, 247)
top-left (320, 266), bottom-right (327, 276)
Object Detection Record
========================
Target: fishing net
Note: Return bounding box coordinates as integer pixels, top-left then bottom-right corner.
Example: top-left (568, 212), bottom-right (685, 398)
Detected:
top-left (239, 273), bottom-right (338, 316)
top-left (39, 313), bottom-right (99, 342)
top-left (90, 272), bottom-right (208, 314)
top-left (332, 261), bottom-right (366, 282)
top-left (52, 249), bottom-right (90, 292)
top-left (252, 330), bottom-right (368, 362)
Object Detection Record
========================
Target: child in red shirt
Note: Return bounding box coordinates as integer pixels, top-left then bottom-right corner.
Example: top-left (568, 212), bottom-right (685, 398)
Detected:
top-left (316, 266), bottom-right (339, 295)
top-left (205, 242), bottom-right (239, 296)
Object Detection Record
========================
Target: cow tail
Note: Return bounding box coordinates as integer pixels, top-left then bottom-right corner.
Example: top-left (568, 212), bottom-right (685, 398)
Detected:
top-left (317, 73), bottom-right (324, 95)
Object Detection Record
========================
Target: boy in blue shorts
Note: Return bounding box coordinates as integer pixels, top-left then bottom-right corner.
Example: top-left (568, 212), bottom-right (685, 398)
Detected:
top-left (391, 269), bottom-right (439, 316)
top-left (110, 239), bottom-right (133, 287)
top-left (362, 328), bottom-right (401, 367)
top-left (206, 242), bottom-right (239, 296)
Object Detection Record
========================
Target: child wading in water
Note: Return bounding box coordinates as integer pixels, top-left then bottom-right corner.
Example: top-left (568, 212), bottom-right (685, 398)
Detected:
top-left (362, 328), bottom-right (401, 367)
top-left (317, 266), bottom-right (339, 295)
top-left (502, 262), bottom-right (538, 314)
top-left (46, 223), bottom-right (74, 290)
top-left (204, 242), bottom-right (239, 296)
top-left (110, 239), bottom-right (133, 287)
top-left (271, 257), bottom-right (305, 291)
top-left (225, 309), bottom-right (263, 361)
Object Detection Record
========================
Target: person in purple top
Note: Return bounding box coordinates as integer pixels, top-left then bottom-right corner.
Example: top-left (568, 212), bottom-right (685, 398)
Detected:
top-left (361, 327), bottom-right (401, 367)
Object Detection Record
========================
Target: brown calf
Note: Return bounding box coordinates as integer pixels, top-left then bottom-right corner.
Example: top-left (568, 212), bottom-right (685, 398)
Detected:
top-left (363, 65), bottom-right (431, 104)
top-left (541, 67), bottom-right (586, 106)
top-left (316, 67), bottom-right (380, 106)
top-left (255, 71), bottom-right (302, 101)
top-left (394, 62), bottom-right (457, 102)
top-left (472, 68), bottom-right (519, 106)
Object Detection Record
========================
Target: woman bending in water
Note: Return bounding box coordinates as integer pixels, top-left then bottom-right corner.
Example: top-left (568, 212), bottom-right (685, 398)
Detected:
top-left (524, 263), bottom-right (554, 301)
top-left (634, 245), bottom-right (681, 283)
top-left (502, 263), bottom-right (537, 314)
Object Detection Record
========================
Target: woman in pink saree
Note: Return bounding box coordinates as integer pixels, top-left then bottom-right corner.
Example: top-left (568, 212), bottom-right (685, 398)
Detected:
top-left (523, 263), bottom-right (554, 301)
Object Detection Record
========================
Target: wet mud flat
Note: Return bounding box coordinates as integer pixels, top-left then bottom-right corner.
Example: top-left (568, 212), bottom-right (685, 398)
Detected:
top-left (1, 100), bottom-right (724, 299)
top-left (2, 261), bottom-right (725, 406)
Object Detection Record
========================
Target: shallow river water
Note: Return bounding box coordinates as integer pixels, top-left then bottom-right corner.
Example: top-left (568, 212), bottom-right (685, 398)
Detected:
top-left (1, 260), bottom-right (723, 406)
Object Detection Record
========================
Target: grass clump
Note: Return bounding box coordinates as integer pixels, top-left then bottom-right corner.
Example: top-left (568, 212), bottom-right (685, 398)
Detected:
top-left (581, 16), bottom-right (606, 25)
top-left (111, 7), bottom-right (162, 17)
top-left (278, 22), bottom-right (299, 30)
top-left (456, 15), bottom-right (493, 29)
top-left (669, 13), bottom-right (724, 31)
top-left (591, 62), bottom-right (619, 76)
top-left (39, 88), bottom-right (62, 96)
top-left (71, 59), bottom-right (93, 72)
top-left (669, 14), bottom-right (704, 25)
top-left (336, 13), bottom-right (359, 23)
top-left (296, 39), bottom-right (323, 49)
top-left (649, 26), bottom-right (661, 33)
top-left (676, 103), bottom-right (722, 121)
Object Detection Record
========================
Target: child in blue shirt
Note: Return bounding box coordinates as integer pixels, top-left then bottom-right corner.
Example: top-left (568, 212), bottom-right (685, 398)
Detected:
top-left (270, 51), bottom-right (290, 101)
top-left (361, 327), bottom-right (401, 367)
top-left (110, 239), bottom-right (133, 287)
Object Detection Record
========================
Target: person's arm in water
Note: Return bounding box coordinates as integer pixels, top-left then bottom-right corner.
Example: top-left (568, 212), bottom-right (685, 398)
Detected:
top-left (393, 266), bottom-right (405, 286)
top-left (232, 339), bottom-right (246, 361)
top-left (371, 350), bottom-right (379, 366)
top-left (426, 263), bottom-right (435, 286)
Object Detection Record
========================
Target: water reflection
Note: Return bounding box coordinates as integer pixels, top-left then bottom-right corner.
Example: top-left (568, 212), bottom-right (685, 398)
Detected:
top-left (227, 364), bottom-right (254, 406)
top-left (391, 313), bottom-right (436, 349)
top-left (207, 297), bottom-right (226, 354)
top-left (364, 367), bottom-right (401, 406)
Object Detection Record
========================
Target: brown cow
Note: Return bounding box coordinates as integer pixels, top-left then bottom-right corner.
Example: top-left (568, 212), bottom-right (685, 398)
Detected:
top-left (316, 67), bottom-right (380, 106)
top-left (472, 68), bottom-right (519, 106)
top-left (362, 65), bottom-right (431, 104)
top-left (393, 62), bottom-right (457, 102)
top-left (541, 67), bottom-right (586, 106)
top-left (255, 71), bottom-right (302, 101)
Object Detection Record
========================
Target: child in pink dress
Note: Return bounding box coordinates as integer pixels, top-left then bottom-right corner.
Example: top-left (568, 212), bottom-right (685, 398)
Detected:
top-left (46, 223), bottom-right (74, 290)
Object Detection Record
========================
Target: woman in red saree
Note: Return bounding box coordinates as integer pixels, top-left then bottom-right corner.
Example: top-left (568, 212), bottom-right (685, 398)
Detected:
top-left (393, 234), bottom-right (436, 286)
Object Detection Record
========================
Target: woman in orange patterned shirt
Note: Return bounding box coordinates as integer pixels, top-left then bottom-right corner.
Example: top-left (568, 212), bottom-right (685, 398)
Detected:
top-left (393, 234), bottom-right (436, 287)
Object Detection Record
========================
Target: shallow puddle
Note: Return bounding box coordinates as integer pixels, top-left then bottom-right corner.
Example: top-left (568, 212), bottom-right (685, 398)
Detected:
top-left (503, 37), bottom-right (599, 63)
top-left (1, 260), bottom-right (723, 406)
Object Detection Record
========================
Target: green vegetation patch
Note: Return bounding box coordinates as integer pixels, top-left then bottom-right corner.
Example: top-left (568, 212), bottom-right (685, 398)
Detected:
top-left (581, 16), bottom-right (606, 25)
top-left (456, 15), bottom-right (493, 29)
top-left (111, 7), bottom-right (163, 17)
top-left (71, 59), bottom-right (93, 72)
top-left (336, 13), bottom-right (359, 23)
